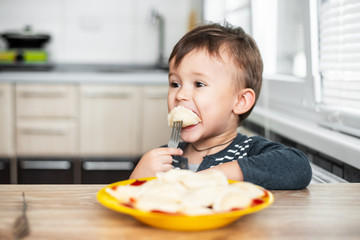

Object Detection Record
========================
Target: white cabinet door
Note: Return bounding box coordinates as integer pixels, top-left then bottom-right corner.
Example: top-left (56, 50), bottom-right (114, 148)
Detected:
top-left (15, 84), bottom-right (78, 156)
top-left (141, 86), bottom-right (171, 153)
top-left (0, 84), bottom-right (14, 156)
top-left (80, 85), bottom-right (140, 156)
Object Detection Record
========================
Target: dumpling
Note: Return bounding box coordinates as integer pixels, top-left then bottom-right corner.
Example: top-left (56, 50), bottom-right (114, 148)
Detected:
top-left (213, 191), bottom-right (253, 212)
top-left (134, 182), bottom-right (187, 213)
top-left (105, 185), bottom-right (143, 203)
top-left (168, 106), bottom-right (201, 128)
top-left (228, 182), bottom-right (265, 198)
top-left (156, 169), bottom-right (194, 183)
top-left (212, 182), bottom-right (264, 212)
top-left (181, 170), bottom-right (229, 189)
top-left (181, 186), bottom-right (225, 209)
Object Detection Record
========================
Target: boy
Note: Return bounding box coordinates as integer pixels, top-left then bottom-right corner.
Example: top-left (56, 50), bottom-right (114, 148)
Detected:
top-left (130, 23), bottom-right (312, 190)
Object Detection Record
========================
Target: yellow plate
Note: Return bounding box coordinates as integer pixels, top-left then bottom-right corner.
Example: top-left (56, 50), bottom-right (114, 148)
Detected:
top-left (97, 178), bottom-right (274, 231)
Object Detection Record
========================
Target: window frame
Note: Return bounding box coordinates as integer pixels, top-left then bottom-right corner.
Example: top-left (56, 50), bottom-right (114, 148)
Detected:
top-left (248, 0), bottom-right (360, 170)
top-left (252, 0), bottom-right (318, 117)
top-left (203, 0), bottom-right (360, 169)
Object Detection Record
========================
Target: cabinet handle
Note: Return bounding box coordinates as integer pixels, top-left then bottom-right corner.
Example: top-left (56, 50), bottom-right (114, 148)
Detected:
top-left (20, 91), bottom-right (66, 98)
top-left (83, 161), bottom-right (134, 170)
top-left (20, 160), bottom-right (71, 170)
top-left (20, 128), bottom-right (68, 135)
top-left (83, 91), bottom-right (131, 99)
top-left (146, 92), bottom-right (168, 99)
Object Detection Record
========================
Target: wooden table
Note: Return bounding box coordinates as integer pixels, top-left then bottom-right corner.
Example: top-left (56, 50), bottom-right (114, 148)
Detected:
top-left (0, 183), bottom-right (359, 240)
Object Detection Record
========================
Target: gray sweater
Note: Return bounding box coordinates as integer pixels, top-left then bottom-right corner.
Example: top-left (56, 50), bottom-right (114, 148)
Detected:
top-left (171, 133), bottom-right (312, 190)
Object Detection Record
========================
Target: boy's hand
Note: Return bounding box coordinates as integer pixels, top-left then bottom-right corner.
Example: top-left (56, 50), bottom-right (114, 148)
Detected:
top-left (129, 147), bottom-right (183, 179)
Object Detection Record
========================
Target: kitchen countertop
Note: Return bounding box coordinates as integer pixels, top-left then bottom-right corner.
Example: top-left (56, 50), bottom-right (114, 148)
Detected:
top-left (0, 183), bottom-right (359, 240)
top-left (0, 64), bottom-right (169, 85)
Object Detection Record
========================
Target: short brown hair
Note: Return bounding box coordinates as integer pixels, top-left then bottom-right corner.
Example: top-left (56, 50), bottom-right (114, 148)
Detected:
top-left (169, 23), bottom-right (263, 123)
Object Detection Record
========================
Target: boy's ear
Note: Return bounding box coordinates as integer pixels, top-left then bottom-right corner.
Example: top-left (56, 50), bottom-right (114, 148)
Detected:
top-left (233, 88), bottom-right (256, 115)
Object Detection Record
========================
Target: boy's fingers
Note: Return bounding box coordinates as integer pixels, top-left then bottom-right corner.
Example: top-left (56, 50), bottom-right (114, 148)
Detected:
top-left (160, 147), bottom-right (183, 156)
top-left (162, 163), bottom-right (173, 172)
top-left (162, 155), bottom-right (173, 164)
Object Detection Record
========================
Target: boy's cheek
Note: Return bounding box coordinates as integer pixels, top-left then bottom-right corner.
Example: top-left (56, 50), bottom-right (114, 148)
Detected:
top-left (167, 95), bottom-right (174, 109)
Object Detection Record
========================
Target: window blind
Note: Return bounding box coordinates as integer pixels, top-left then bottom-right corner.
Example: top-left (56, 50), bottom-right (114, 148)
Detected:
top-left (319, 0), bottom-right (360, 137)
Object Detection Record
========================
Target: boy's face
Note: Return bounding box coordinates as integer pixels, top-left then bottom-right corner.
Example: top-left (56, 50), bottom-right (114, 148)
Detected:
top-left (168, 49), bottom-right (241, 143)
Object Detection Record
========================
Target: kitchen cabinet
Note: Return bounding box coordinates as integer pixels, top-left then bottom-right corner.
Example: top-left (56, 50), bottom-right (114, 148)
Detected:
top-left (1, 79), bottom-right (170, 183)
top-left (0, 83), bottom-right (14, 157)
top-left (13, 84), bottom-right (170, 156)
top-left (15, 84), bottom-right (78, 156)
top-left (81, 158), bottom-right (136, 183)
top-left (0, 158), bottom-right (10, 183)
top-left (79, 85), bottom-right (141, 156)
top-left (141, 86), bottom-right (171, 153)
top-left (16, 119), bottom-right (77, 156)
top-left (16, 84), bottom-right (77, 117)
top-left (17, 157), bottom-right (75, 184)
top-left (0, 83), bottom-right (12, 183)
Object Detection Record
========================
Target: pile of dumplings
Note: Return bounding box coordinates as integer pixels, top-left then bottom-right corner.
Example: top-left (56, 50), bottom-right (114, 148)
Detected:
top-left (106, 169), bottom-right (266, 216)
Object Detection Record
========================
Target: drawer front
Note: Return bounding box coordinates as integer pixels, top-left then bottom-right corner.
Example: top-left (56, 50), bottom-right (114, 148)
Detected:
top-left (0, 84), bottom-right (14, 156)
top-left (81, 158), bottom-right (137, 183)
top-left (0, 158), bottom-right (10, 183)
top-left (16, 120), bottom-right (77, 156)
top-left (16, 84), bottom-right (77, 117)
top-left (17, 158), bottom-right (74, 184)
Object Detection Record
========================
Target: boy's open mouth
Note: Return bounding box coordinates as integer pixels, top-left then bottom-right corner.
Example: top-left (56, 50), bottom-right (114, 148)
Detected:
top-left (183, 123), bottom-right (199, 130)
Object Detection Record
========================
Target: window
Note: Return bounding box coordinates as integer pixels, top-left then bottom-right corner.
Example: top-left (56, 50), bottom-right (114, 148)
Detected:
top-left (250, 0), bottom-right (315, 115)
top-left (203, 0), bottom-right (360, 170)
top-left (250, 0), bottom-right (309, 79)
top-left (276, 0), bottom-right (307, 78)
top-left (203, 0), bottom-right (251, 34)
top-left (203, 0), bottom-right (360, 137)
top-left (318, 0), bottom-right (360, 137)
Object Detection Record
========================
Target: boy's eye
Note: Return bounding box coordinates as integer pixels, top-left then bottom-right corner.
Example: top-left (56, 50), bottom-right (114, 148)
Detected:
top-left (195, 81), bottom-right (206, 87)
top-left (170, 82), bottom-right (180, 88)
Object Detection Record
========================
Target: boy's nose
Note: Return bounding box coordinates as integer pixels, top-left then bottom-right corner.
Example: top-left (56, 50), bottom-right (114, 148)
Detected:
top-left (176, 86), bottom-right (191, 101)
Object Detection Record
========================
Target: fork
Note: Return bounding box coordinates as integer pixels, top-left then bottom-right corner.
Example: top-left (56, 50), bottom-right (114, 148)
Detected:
top-left (168, 121), bottom-right (183, 148)
top-left (12, 192), bottom-right (30, 240)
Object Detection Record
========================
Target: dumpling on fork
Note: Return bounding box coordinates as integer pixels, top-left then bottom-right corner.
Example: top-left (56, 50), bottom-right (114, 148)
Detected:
top-left (168, 106), bottom-right (201, 128)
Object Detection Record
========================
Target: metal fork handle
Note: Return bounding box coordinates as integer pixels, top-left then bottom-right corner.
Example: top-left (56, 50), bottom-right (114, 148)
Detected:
top-left (168, 121), bottom-right (182, 148)
top-left (22, 192), bottom-right (27, 212)
top-left (12, 192), bottom-right (30, 240)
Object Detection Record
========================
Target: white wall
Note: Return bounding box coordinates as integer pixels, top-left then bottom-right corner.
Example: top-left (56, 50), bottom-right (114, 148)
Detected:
top-left (0, 0), bottom-right (202, 64)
